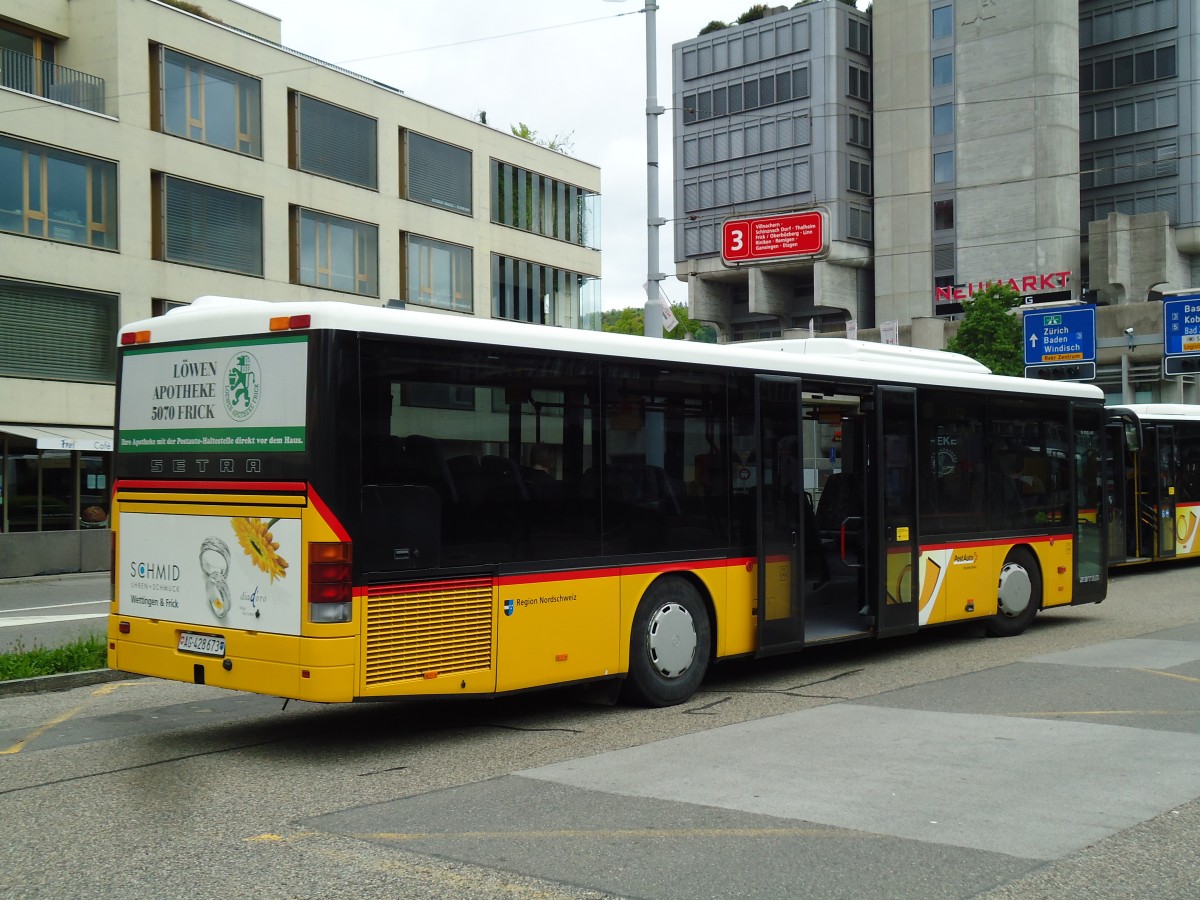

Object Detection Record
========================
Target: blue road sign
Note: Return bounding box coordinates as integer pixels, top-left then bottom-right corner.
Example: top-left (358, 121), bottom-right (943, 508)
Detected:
top-left (1023, 307), bottom-right (1096, 367)
top-left (1162, 295), bottom-right (1200, 356)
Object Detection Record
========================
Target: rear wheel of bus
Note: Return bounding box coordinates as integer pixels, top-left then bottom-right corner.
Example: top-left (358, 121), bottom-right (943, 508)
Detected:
top-left (985, 547), bottom-right (1042, 637)
top-left (623, 577), bottom-right (711, 707)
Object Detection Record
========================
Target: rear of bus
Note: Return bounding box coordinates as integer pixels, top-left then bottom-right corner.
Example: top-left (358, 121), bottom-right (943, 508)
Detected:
top-left (108, 300), bottom-right (357, 701)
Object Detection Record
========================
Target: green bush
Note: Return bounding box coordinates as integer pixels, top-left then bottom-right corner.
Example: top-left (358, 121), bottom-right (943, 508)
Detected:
top-left (0, 635), bottom-right (108, 681)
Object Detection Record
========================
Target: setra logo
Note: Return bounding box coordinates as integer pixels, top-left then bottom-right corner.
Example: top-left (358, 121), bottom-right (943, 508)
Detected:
top-left (224, 351), bottom-right (262, 421)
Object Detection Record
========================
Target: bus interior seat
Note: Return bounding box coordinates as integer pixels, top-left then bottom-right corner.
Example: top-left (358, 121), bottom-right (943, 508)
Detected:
top-left (481, 455), bottom-right (529, 502)
top-left (447, 454), bottom-right (483, 503)
top-left (402, 434), bottom-right (458, 503)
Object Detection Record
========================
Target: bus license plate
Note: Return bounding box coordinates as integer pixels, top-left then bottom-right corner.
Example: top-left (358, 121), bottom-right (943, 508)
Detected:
top-left (178, 632), bottom-right (225, 657)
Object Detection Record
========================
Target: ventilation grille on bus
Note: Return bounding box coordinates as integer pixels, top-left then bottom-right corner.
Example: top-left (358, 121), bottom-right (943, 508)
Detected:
top-left (364, 576), bottom-right (493, 685)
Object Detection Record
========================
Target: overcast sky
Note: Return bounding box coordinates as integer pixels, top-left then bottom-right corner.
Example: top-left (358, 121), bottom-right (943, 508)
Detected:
top-left (239, 1), bottom-right (864, 311)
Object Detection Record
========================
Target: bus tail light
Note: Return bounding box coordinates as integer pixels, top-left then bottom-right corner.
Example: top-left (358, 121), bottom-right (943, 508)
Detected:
top-left (309, 541), bottom-right (352, 623)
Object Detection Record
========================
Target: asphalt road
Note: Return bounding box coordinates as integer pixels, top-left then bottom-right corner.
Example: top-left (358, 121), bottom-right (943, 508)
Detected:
top-left (0, 572), bottom-right (109, 654)
top-left (2, 562), bottom-right (1199, 899)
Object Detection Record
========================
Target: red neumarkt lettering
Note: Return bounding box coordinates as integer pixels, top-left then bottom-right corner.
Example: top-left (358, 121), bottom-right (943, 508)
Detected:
top-left (933, 271), bottom-right (1073, 302)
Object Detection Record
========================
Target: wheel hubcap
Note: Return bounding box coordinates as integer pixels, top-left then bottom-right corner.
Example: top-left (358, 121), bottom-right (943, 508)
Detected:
top-left (997, 563), bottom-right (1031, 618)
top-left (647, 602), bottom-right (697, 678)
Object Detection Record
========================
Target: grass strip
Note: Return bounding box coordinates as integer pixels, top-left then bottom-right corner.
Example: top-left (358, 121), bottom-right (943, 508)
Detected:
top-left (0, 635), bottom-right (108, 682)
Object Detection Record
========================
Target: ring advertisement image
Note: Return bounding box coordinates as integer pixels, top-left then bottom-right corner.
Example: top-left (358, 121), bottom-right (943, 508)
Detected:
top-left (120, 512), bottom-right (302, 635)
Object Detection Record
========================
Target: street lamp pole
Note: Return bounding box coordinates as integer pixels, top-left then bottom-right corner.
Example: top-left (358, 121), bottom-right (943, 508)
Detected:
top-left (642, 0), bottom-right (665, 339)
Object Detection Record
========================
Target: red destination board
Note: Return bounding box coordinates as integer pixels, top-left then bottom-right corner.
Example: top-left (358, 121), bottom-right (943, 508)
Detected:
top-left (721, 210), bottom-right (826, 264)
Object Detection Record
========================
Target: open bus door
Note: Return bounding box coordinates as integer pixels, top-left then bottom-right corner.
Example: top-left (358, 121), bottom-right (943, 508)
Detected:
top-left (755, 375), bottom-right (805, 655)
top-left (1153, 425), bottom-right (1177, 560)
top-left (874, 386), bottom-right (920, 637)
top-left (1104, 417), bottom-right (1132, 564)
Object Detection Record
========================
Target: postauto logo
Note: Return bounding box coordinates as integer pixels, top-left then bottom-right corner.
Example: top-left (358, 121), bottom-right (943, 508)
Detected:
top-left (130, 561), bottom-right (182, 581)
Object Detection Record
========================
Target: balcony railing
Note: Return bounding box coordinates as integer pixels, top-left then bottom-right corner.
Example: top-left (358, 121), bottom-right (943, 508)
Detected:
top-left (1, 48), bottom-right (105, 114)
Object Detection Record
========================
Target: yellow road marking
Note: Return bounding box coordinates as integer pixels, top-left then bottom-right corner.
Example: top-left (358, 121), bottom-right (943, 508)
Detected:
top-left (1135, 667), bottom-right (1200, 684)
top-left (1, 681), bottom-right (142, 755)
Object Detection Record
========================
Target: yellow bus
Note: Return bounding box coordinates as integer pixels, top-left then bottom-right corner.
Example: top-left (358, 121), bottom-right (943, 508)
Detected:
top-left (1106, 403), bottom-right (1200, 566)
top-left (108, 296), bottom-right (1107, 706)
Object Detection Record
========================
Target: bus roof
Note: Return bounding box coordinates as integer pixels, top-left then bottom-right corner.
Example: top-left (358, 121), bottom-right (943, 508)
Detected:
top-left (121, 296), bottom-right (1104, 401)
top-left (1108, 403), bottom-right (1200, 422)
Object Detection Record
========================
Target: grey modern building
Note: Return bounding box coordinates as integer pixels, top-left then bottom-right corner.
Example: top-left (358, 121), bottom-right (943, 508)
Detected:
top-left (671, 0), bottom-right (874, 341)
top-left (672, 0), bottom-right (1200, 405)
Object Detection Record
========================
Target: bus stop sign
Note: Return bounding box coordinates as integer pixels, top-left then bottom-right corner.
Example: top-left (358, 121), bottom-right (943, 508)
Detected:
top-left (721, 211), bottom-right (826, 265)
top-left (1023, 307), bottom-right (1096, 367)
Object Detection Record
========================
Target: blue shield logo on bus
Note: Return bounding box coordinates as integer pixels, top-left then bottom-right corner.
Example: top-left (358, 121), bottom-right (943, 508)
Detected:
top-left (504, 598), bottom-right (514, 616)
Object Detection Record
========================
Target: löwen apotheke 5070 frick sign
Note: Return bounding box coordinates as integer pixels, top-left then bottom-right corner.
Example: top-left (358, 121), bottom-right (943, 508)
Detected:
top-left (118, 335), bottom-right (308, 453)
top-left (721, 210), bottom-right (827, 265)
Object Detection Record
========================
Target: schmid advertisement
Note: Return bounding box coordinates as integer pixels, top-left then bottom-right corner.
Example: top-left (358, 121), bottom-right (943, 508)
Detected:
top-left (119, 512), bottom-right (302, 634)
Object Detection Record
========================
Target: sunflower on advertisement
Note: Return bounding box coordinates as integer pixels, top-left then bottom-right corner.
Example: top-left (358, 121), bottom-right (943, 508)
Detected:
top-left (231, 516), bottom-right (289, 582)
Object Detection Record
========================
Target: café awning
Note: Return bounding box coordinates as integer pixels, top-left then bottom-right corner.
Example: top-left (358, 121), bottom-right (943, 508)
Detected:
top-left (0, 424), bottom-right (114, 452)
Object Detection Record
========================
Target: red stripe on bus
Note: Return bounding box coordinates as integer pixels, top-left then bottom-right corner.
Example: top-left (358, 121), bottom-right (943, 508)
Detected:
top-left (919, 534), bottom-right (1072, 552)
top-left (307, 486), bottom-right (350, 542)
top-left (115, 479), bottom-right (307, 493)
top-left (497, 557), bottom-right (754, 586)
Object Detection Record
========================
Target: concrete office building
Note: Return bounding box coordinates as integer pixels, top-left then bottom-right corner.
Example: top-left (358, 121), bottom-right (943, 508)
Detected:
top-left (0, 0), bottom-right (601, 576)
top-left (671, 0), bottom-right (874, 342)
top-left (673, 0), bottom-right (1200, 404)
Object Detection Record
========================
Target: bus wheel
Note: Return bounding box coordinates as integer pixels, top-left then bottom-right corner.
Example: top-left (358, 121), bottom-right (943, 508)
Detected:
top-left (985, 548), bottom-right (1041, 637)
top-left (623, 578), bottom-right (711, 707)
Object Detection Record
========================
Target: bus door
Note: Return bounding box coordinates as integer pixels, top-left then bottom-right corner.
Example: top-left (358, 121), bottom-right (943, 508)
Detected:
top-left (1104, 418), bottom-right (1131, 564)
top-left (874, 386), bottom-right (919, 638)
top-left (755, 375), bottom-right (805, 655)
top-left (1154, 426), bottom-right (1177, 560)
top-left (1072, 403), bottom-right (1106, 600)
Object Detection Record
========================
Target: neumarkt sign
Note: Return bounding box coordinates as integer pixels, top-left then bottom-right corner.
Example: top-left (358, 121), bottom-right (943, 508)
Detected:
top-left (1022, 308), bottom-right (1096, 366)
top-left (118, 335), bottom-right (308, 453)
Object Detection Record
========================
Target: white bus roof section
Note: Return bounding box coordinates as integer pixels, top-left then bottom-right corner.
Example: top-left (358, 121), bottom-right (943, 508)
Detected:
top-left (752, 338), bottom-right (991, 375)
top-left (120, 296), bottom-right (1104, 402)
top-left (1109, 404), bottom-right (1200, 422)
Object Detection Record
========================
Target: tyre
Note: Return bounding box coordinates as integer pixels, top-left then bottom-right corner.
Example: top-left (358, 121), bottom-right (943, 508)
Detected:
top-left (984, 547), bottom-right (1041, 637)
top-left (622, 577), bottom-right (711, 707)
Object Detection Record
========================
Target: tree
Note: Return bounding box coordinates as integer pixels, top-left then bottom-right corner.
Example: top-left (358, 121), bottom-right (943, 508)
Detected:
top-left (601, 304), bottom-right (718, 342)
top-left (946, 283), bottom-right (1024, 376)
top-left (698, 20), bottom-right (729, 35)
top-left (736, 4), bottom-right (771, 25)
top-left (511, 122), bottom-right (575, 155)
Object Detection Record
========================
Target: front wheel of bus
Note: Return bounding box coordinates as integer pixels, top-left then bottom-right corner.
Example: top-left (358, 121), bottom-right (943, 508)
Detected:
top-left (623, 578), bottom-right (711, 707)
top-left (985, 548), bottom-right (1041, 637)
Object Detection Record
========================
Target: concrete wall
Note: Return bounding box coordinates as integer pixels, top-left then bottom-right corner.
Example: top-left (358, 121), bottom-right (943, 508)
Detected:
top-left (0, 530), bottom-right (110, 578)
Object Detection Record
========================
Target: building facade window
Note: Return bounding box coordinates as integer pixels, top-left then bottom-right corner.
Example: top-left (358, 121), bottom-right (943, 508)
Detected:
top-left (933, 150), bottom-right (955, 184)
top-left (404, 131), bottom-right (472, 214)
top-left (932, 54), bottom-right (953, 87)
top-left (932, 103), bottom-right (954, 135)
top-left (154, 174), bottom-right (263, 276)
top-left (682, 65), bottom-right (810, 125)
top-left (848, 159), bottom-right (872, 194)
top-left (403, 234), bottom-right (473, 312)
top-left (848, 64), bottom-right (871, 101)
top-left (0, 135), bottom-right (117, 249)
top-left (491, 254), bottom-right (592, 326)
top-left (293, 208), bottom-right (378, 296)
top-left (931, 6), bottom-right (953, 40)
top-left (0, 278), bottom-right (116, 383)
top-left (152, 46), bottom-right (261, 157)
top-left (0, 22), bottom-right (55, 97)
top-left (290, 92), bottom-right (377, 189)
top-left (848, 18), bottom-right (870, 54)
top-left (491, 160), bottom-right (598, 248)
top-left (933, 198), bottom-right (955, 231)
top-left (849, 113), bottom-right (872, 148)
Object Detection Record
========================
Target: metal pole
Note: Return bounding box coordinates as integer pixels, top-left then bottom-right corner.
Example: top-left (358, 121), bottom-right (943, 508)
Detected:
top-left (643, 0), bottom-right (664, 339)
